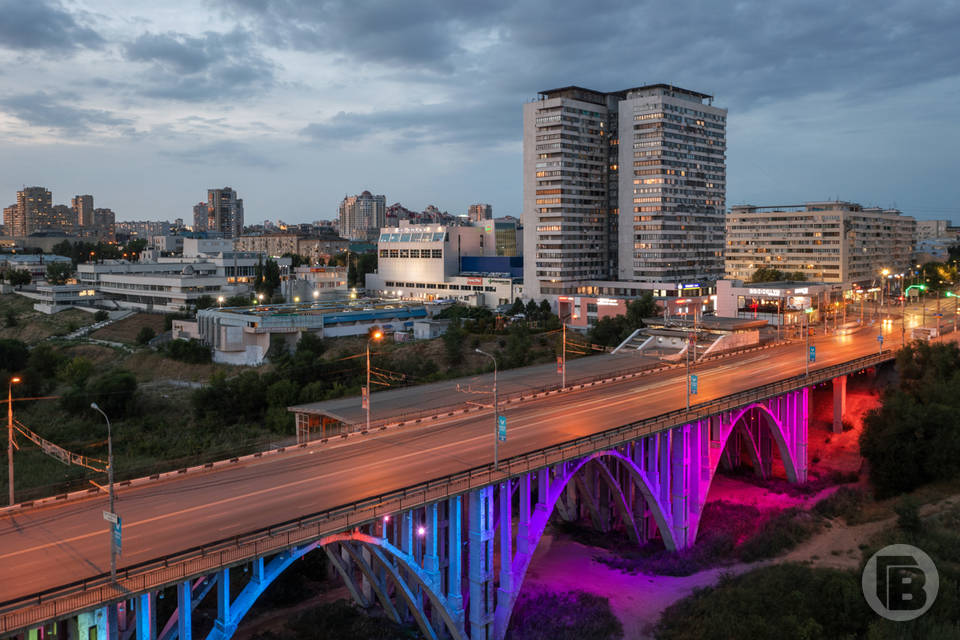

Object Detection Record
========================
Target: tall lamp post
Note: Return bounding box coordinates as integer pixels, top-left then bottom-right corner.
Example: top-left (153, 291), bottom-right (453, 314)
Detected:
top-left (7, 376), bottom-right (21, 506)
top-left (475, 349), bottom-right (499, 470)
top-left (946, 291), bottom-right (960, 334)
top-left (365, 330), bottom-right (383, 431)
top-left (90, 402), bottom-right (116, 583)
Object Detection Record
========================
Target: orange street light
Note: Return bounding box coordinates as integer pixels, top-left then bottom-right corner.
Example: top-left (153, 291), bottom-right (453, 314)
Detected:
top-left (366, 329), bottom-right (384, 430)
top-left (8, 376), bottom-right (22, 505)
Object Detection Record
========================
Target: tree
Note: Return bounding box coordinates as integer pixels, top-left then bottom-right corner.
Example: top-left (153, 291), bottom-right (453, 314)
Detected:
top-left (0, 339), bottom-right (29, 372)
top-left (8, 269), bottom-right (30, 288)
top-left (45, 261), bottom-right (73, 285)
top-left (90, 370), bottom-right (138, 419)
top-left (94, 310), bottom-right (109, 322)
top-left (443, 317), bottom-right (465, 367)
top-left (750, 267), bottom-right (806, 283)
top-left (194, 295), bottom-right (214, 310)
top-left (626, 292), bottom-right (657, 327)
top-left (58, 357), bottom-right (94, 387)
top-left (509, 298), bottom-right (525, 316)
top-left (136, 326), bottom-right (156, 345)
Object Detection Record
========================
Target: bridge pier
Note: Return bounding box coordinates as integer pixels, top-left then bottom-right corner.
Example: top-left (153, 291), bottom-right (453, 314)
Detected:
top-left (833, 375), bottom-right (847, 433)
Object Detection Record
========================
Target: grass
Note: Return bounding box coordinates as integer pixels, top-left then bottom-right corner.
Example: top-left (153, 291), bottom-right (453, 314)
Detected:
top-left (0, 292), bottom-right (96, 344)
top-left (811, 486), bottom-right (867, 523)
top-left (89, 313), bottom-right (166, 344)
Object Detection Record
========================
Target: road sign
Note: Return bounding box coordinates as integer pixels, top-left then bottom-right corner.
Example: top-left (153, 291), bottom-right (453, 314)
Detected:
top-left (497, 415), bottom-right (506, 442)
top-left (556, 356), bottom-right (564, 375)
top-left (809, 346), bottom-right (816, 362)
top-left (690, 374), bottom-right (698, 395)
top-left (112, 518), bottom-right (122, 555)
top-left (877, 335), bottom-right (884, 343)
top-left (361, 386), bottom-right (368, 410)
top-left (103, 510), bottom-right (118, 524)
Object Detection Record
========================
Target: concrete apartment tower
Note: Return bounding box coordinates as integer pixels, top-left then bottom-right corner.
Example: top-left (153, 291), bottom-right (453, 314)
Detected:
top-left (207, 187), bottom-right (244, 238)
top-left (468, 203), bottom-right (493, 222)
top-left (71, 195), bottom-right (94, 227)
top-left (13, 186), bottom-right (53, 236)
top-left (522, 84), bottom-right (726, 300)
top-left (339, 191), bottom-right (386, 240)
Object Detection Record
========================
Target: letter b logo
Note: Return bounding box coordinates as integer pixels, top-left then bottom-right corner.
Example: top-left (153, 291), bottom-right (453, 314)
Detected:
top-left (863, 545), bottom-right (938, 621)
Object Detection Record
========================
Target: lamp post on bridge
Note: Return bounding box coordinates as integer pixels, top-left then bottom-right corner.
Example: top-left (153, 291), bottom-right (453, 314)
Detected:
top-left (7, 376), bottom-right (21, 506)
top-left (90, 402), bottom-right (116, 584)
top-left (475, 349), bottom-right (499, 471)
top-left (904, 284), bottom-right (927, 345)
top-left (365, 329), bottom-right (383, 432)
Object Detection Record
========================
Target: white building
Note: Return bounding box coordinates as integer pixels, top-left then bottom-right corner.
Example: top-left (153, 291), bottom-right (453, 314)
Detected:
top-left (364, 222), bottom-right (523, 308)
top-left (725, 201), bottom-right (916, 286)
top-left (522, 84), bottom-right (727, 301)
top-left (281, 266), bottom-right (348, 302)
top-left (339, 191), bottom-right (386, 241)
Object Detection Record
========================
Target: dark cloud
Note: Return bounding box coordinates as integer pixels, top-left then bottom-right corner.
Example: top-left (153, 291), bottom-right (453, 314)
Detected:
top-left (301, 97), bottom-right (519, 148)
top-left (123, 29), bottom-right (275, 101)
top-left (159, 140), bottom-right (282, 169)
top-left (0, 92), bottom-right (132, 134)
top-left (0, 0), bottom-right (103, 53)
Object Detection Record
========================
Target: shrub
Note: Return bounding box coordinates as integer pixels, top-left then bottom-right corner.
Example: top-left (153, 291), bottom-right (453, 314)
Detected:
top-left (89, 370), bottom-right (138, 419)
top-left (136, 326), bottom-right (156, 345)
top-left (812, 487), bottom-right (866, 523)
top-left (506, 588), bottom-right (623, 640)
top-left (0, 339), bottom-right (29, 372)
top-left (165, 339), bottom-right (212, 364)
top-left (94, 310), bottom-right (109, 322)
top-left (738, 508), bottom-right (820, 562)
top-left (4, 309), bottom-right (17, 327)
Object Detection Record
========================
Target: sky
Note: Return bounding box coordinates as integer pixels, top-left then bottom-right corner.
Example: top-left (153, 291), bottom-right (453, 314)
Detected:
top-left (0, 0), bottom-right (958, 224)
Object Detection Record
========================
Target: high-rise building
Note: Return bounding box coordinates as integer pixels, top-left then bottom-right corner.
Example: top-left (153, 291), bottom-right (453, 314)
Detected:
top-left (339, 191), bottom-right (386, 240)
top-left (207, 188), bottom-right (244, 237)
top-left (468, 203), bottom-right (493, 222)
top-left (522, 84), bottom-right (726, 299)
top-left (3, 204), bottom-right (19, 236)
top-left (14, 186), bottom-right (53, 236)
top-left (725, 201), bottom-right (916, 284)
top-left (93, 208), bottom-right (116, 241)
top-left (192, 202), bottom-right (208, 232)
top-left (46, 205), bottom-right (77, 231)
top-left (72, 195), bottom-right (94, 227)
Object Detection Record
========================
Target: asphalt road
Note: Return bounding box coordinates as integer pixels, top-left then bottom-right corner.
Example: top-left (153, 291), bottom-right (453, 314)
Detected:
top-left (0, 327), bottom-right (916, 603)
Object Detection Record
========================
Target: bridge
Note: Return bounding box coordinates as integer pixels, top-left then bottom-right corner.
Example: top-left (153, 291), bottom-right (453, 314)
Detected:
top-left (0, 329), bottom-right (900, 640)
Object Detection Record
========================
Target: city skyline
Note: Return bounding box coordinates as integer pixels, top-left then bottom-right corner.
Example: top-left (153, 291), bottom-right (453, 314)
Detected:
top-left (0, 1), bottom-right (958, 223)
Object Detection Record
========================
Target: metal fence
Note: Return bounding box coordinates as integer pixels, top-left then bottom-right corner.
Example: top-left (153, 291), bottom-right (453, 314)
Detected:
top-left (0, 350), bottom-right (892, 636)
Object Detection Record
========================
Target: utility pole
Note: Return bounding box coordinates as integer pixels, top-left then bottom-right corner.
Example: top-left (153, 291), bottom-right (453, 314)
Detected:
top-left (90, 402), bottom-right (115, 583)
top-left (475, 349), bottom-right (499, 470)
top-left (7, 376), bottom-right (21, 506)
top-left (365, 330), bottom-right (382, 432)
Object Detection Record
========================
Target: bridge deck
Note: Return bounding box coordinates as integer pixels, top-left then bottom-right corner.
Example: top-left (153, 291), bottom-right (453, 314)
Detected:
top-left (0, 329), bottom-right (905, 635)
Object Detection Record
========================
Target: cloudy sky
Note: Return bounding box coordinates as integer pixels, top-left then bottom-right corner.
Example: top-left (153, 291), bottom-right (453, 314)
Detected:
top-left (1, 0), bottom-right (958, 223)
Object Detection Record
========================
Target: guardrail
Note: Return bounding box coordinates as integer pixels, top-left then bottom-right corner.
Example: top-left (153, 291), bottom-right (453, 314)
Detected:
top-left (0, 349), bottom-right (893, 636)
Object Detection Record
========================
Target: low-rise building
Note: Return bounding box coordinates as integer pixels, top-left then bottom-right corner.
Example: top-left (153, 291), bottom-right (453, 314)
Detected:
top-left (1, 253), bottom-right (72, 281)
top-left (281, 266), bottom-right (348, 302)
top-left (26, 284), bottom-right (100, 314)
top-left (176, 299), bottom-right (433, 365)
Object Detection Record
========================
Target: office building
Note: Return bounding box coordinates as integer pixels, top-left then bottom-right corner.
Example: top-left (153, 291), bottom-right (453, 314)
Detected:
top-left (522, 84), bottom-right (727, 301)
top-left (339, 191), bottom-right (386, 240)
top-left (725, 201), bottom-right (916, 285)
top-left (207, 187), bottom-right (244, 237)
top-left (192, 202), bottom-right (207, 232)
top-left (468, 203), bottom-right (493, 222)
top-left (365, 222), bottom-right (523, 307)
top-left (72, 195), bottom-right (94, 227)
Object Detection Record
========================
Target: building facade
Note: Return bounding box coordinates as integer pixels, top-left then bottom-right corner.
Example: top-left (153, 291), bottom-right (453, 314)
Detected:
top-left (522, 84), bottom-right (726, 302)
top-left (234, 234), bottom-right (350, 263)
top-left (207, 188), bottom-right (244, 238)
top-left (468, 203), bottom-right (493, 222)
top-left (339, 191), bottom-right (386, 240)
top-left (725, 201), bottom-right (916, 285)
top-left (72, 195), bottom-right (94, 228)
top-left (11, 187), bottom-right (53, 236)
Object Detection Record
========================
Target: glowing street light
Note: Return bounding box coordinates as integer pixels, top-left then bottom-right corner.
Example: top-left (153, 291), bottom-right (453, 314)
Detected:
top-left (313, 290), bottom-right (319, 300)
top-left (217, 296), bottom-right (224, 309)
top-left (294, 296), bottom-right (300, 303)
top-left (365, 330), bottom-right (383, 431)
top-left (7, 376), bottom-right (21, 506)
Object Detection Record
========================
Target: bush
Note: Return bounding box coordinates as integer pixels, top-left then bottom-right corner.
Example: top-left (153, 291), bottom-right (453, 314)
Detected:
top-left (506, 588), bottom-right (623, 640)
top-left (58, 356), bottom-right (94, 387)
top-left (654, 564), bottom-right (870, 639)
top-left (737, 508), bottom-right (821, 562)
top-left (0, 339), bottom-right (29, 372)
top-left (94, 310), bottom-right (109, 322)
top-left (89, 370), bottom-right (138, 419)
top-left (166, 339), bottom-right (212, 364)
top-left (4, 309), bottom-right (17, 327)
top-left (136, 326), bottom-right (156, 345)
top-left (812, 487), bottom-right (866, 523)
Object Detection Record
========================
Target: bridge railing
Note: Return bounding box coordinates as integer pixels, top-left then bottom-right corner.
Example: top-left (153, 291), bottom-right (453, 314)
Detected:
top-left (0, 349), bottom-right (892, 636)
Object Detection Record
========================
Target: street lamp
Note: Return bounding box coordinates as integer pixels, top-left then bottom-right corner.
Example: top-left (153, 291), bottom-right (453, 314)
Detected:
top-left (904, 284), bottom-right (927, 345)
top-left (90, 402), bottom-right (116, 584)
top-left (804, 307), bottom-right (814, 376)
top-left (475, 349), bottom-right (499, 470)
top-left (7, 376), bottom-right (21, 506)
top-left (257, 293), bottom-right (265, 304)
top-left (365, 330), bottom-right (383, 431)
top-left (313, 290), bottom-right (319, 300)
top-left (217, 296), bottom-right (224, 309)
top-left (946, 291), bottom-right (959, 335)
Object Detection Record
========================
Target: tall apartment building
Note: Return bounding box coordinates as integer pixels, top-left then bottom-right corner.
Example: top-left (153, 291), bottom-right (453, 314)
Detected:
top-left (468, 203), bottom-right (493, 222)
top-left (192, 202), bottom-right (207, 232)
top-left (46, 205), bottom-right (77, 231)
top-left (11, 186), bottom-right (53, 236)
top-left (3, 204), bottom-right (19, 236)
top-left (522, 84), bottom-right (726, 299)
top-left (339, 191), bottom-right (386, 240)
top-left (72, 195), bottom-right (94, 227)
top-left (725, 201), bottom-right (916, 285)
top-left (93, 208), bottom-right (116, 241)
top-left (207, 187), bottom-right (244, 238)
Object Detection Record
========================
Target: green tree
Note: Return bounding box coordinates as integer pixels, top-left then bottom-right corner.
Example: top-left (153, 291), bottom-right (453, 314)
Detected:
top-left (136, 326), bottom-right (156, 345)
top-left (194, 295), bottom-right (214, 310)
top-left (58, 357), bottom-right (94, 387)
top-left (0, 339), bottom-right (29, 372)
top-left (45, 261), bottom-right (73, 285)
top-left (509, 298), bottom-right (525, 316)
top-left (8, 269), bottom-right (30, 288)
top-left (4, 309), bottom-right (17, 328)
top-left (90, 370), bottom-right (138, 419)
top-left (443, 317), bottom-right (465, 367)
top-left (94, 310), bottom-right (109, 322)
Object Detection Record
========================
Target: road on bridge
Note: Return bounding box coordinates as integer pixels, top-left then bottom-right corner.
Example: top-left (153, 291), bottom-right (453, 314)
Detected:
top-left (0, 325), bottom-right (916, 603)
